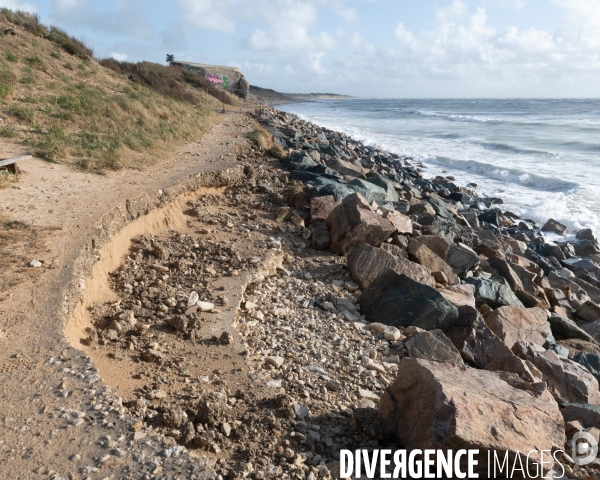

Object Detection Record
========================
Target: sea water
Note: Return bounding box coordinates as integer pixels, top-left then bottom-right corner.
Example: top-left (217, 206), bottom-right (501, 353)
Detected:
top-left (278, 98), bottom-right (600, 237)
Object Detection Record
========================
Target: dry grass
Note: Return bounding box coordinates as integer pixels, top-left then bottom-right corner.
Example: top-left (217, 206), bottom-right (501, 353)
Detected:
top-left (0, 9), bottom-right (226, 171)
top-left (0, 170), bottom-right (17, 189)
top-left (99, 59), bottom-right (238, 107)
top-left (248, 124), bottom-right (273, 150)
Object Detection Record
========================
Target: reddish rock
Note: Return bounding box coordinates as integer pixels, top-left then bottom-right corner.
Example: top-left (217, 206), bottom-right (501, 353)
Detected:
top-left (379, 242), bottom-right (407, 259)
top-left (439, 284), bottom-right (476, 308)
top-left (514, 342), bottom-right (600, 405)
top-left (310, 195), bottom-right (338, 223)
top-left (347, 244), bottom-right (433, 289)
top-left (484, 306), bottom-right (552, 349)
top-left (380, 358), bottom-right (565, 474)
top-left (325, 193), bottom-right (395, 254)
top-left (381, 210), bottom-right (412, 235)
top-left (414, 235), bottom-right (450, 260)
top-left (408, 239), bottom-right (458, 285)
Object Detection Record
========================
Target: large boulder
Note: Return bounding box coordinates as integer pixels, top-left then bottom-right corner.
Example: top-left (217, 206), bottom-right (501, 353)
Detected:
top-left (561, 403), bottom-right (600, 429)
top-left (325, 193), bottom-right (395, 254)
top-left (358, 267), bottom-right (459, 331)
top-left (380, 358), bottom-right (565, 474)
top-left (347, 244), bottom-right (433, 289)
top-left (439, 284), bottom-right (476, 308)
top-left (347, 179), bottom-right (391, 205)
top-left (446, 243), bottom-right (480, 276)
top-left (514, 342), bottom-right (600, 405)
top-left (484, 306), bottom-right (552, 349)
top-left (414, 235), bottom-right (450, 260)
top-left (404, 330), bottom-right (464, 365)
top-left (446, 307), bottom-right (518, 369)
top-left (466, 277), bottom-right (525, 309)
top-left (581, 320), bottom-right (600, 343)
top-left (408, 239), bottom-right (458, 285)
top-left (325, 157), bottom-right (366, 177)
top-left (541, 218), bottom-right (568, 235)
top-left (549, 313), bottom-right (596, 342)
top-left (363, 173), bottom-right (400, 203)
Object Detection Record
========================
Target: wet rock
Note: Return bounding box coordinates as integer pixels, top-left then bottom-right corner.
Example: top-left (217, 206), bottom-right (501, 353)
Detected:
top-left (466, 277), bottom-right (525, 309)
top-left (484, 306), bottom-right (552, 349)
top-left (347, 244), bottom-right (433, 290)
top-left (358, 267), bottom-right (459, 331)
top-left (577, 229), bottom-right (598, 242)
top-left (380, 358), bottom-right (565, 474)
top-left (542, 218), bottom-right (568, 235)
top-left (404, 329), bottom-right (464, 365)
top-left (325, 193), bottom-right (395, 254)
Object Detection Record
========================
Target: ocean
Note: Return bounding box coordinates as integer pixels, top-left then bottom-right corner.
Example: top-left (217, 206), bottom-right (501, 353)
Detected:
top-left (277, 98), bottom-right (600, 237)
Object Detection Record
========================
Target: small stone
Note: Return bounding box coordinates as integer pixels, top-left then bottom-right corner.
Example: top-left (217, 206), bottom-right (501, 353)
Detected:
top-left (29, 260), bottom-right (42, 268)
top-left (268, 356), bottom-right (284, 368)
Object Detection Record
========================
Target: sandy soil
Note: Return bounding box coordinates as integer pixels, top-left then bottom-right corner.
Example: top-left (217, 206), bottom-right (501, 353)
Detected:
top-left (0, 111), bottom-right (255, 479)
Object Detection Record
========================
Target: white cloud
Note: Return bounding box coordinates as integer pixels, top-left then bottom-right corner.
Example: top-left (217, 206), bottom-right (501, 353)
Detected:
top-left (50, 0), bottom-right (153, 38)
top-left (0, 0), bottom-right (37, 12)
top-left (110, 52), bottom-right (127, 61)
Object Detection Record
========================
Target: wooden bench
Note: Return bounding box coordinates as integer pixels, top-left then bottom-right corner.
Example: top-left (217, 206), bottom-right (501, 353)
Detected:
top-left (0, 155), bottom-right (32, 174)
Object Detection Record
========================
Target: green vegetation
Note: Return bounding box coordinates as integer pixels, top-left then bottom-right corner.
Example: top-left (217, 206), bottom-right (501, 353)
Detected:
top-left (100, 59), bottom-right (236, 106)
top-left (0, 124), bottom-right (16, 137)
top-left (0, 8), bottom-right (242, 171)
top-left (27, 54), bottom-right (43, 68)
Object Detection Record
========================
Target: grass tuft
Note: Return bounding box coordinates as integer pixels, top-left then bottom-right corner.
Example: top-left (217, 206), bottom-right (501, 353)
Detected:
top-left (267, 143), bottom-right (286, 159)
top-left (5, 51), bottom-right (17, 62)
top-left (248, 125), bottom-right (273, 150)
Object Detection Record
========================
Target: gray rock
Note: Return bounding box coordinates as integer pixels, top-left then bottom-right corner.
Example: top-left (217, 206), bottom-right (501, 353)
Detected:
top-left (549, 313), bottom-right (596, 342)
top-left (577, 229), bottom-right (598, 242)
top-left (573, 352), bottom-right (600, 384)
top-left (358, 267), bottom-right (459, 331)
top-left (446, 243), bottom-right (480, 276)
top-left (466, 277), bottom-right (525, 309)
top-left (425, 193), bottom-right (455, 220)
top-left (405, 329), bottom-right (464, 365)
top-left (561, 403), bottom-right (600, 429)
top-left (347, 178), bottom-right (392, 205)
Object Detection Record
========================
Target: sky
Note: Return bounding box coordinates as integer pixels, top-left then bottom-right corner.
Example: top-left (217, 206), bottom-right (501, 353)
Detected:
top-left (2, 0), bottom-right (600, 97)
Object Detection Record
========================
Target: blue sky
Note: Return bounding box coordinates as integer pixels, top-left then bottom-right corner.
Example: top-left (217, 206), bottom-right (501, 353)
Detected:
top-left (3, 0), bottom-right (600, 97)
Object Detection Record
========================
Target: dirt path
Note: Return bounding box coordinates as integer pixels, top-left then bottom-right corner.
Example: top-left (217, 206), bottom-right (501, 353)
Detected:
top-left (0, 111), bottom-right (255, 479)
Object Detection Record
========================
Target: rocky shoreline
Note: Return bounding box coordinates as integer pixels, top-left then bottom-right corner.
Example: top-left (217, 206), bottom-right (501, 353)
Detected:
top-left (84, 105), bottom-right (600, 479)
